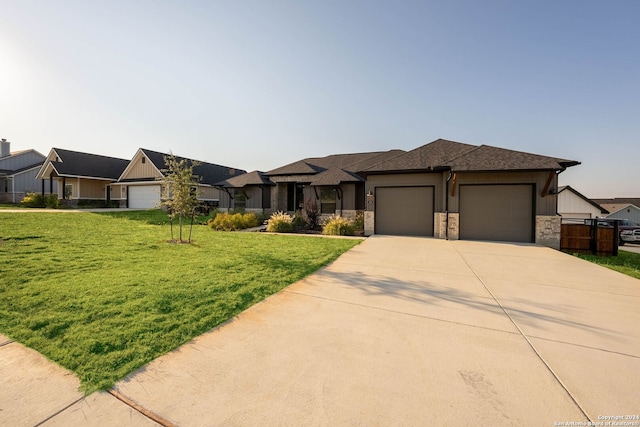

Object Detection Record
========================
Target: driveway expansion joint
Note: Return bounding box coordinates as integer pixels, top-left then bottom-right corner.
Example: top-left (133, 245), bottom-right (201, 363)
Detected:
top-left (527, 336), bottom-right (640, 359)
top-left (284, 289), bottom-right (520, 336)
top-left (108, 389), bottom-right (176, 427)
top-left (452, 245), bottom-right (594, 423)
top-left (0, 340), bottom-right (15, 348)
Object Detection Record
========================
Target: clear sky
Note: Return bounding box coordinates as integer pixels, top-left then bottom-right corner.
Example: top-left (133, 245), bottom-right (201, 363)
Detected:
top-left (1, 0), bottom-right (638, 197)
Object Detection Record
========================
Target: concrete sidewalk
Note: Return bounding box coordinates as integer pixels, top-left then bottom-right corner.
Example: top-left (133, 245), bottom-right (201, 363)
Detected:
top-left (2, 236), bottom-right (639, 426)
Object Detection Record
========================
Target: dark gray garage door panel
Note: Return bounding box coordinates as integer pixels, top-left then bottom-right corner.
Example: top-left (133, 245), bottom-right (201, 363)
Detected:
top-left (459, 185), bottom-right (533, 242)
top-left (376, 186), bottom-right (434, 236)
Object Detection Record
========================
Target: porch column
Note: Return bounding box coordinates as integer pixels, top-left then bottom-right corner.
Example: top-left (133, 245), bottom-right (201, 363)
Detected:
top-left (49, 173), bottom-right (53, 195)
top-left (41, 179), bottom-right (45, 196)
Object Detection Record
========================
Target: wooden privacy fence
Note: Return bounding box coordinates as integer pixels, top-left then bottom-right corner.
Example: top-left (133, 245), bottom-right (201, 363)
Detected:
top-left (560, 218), bottom-right (619, 256)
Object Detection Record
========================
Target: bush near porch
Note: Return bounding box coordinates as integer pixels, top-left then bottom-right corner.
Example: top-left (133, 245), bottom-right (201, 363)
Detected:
top-left (0, 211), bottom-right (360, 393)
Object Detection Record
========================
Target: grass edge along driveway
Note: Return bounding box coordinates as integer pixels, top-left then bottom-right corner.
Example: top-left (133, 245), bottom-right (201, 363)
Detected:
top-left (0, 211), bottom-right (361, 393)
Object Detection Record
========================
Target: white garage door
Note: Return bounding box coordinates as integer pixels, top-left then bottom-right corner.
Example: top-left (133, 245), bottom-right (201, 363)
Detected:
top-left (128, 185), bottom-right (161, 209)
top-left (375, 186), bottom-right (434, 236)
top-left (459, 184), bottom-right (533, 242)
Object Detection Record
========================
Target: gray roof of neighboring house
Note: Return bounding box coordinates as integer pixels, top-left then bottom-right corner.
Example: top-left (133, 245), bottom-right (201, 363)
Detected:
top-left (140, 149), bottom-right (246, 186)
top-left (558, 186), bottom-right (609, 214)
top-left (363, 139), bottom-right (580, 173)
top-left (51, 148), bottom-right (130, 180)
top-left (216, 171), bottom-right (274, 188)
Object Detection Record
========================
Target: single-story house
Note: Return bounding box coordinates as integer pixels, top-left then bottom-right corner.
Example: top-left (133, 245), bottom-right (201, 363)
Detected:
top-left (557, 186), bottom-right (608, 219)
top-left (360, 139), bottom-right (580, 248)
top-left (215, 171), bottom-right (275, 213)
top-left (36, 148), bottom-right (130, 202)
top-left (109, 148), bottom-right (246, 209)
top-left (36, 147), bottom-right (245, 208)
top-left (264, 149), bottom-right (405, 218)
top-left (0, 139), bottom-right (55, 203)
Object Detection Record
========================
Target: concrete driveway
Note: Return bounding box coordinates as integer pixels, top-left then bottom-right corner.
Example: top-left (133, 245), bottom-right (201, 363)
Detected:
top-left (2, 236), bottom-right (639, 426)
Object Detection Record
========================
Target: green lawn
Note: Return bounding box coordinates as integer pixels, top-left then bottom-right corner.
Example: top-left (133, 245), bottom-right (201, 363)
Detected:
top-left (0, 211), bottom-right (361, 393)
top-left (573, 249), bottom-right (640, 280)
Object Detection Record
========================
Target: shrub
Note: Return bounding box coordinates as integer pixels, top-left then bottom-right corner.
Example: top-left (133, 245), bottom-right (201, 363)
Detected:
top-left (46, 195), bottom-right (60, 209)
top-left (266, 211), bottom-right (294, 233)
top-left (322, 215), bottom-right (356, 236)
top-left (292, 211), bottom-right (306, 229)
top-left (21, 192), bottom-right (46, 208)
top-left (353, 211), bottom-right (364, 232)
top-left (207, 212), bottom-right (260, 231)
top-left (242, 212), bottom-right (260, 228)
top-left (303, 198), bottom-right (320, 230)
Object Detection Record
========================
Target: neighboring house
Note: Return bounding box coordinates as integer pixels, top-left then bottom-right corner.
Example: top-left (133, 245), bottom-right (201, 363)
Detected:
top-left (36, 148), bottom-right (130, 202)
top-left (264, 150), bottom-right (405, 218)
top-left (591, 198), bottom-right (640, 224)
top-left (557, 186), bottom-right (608, 219)
top-left (36, 147), bottom-right (245, 208)
top-left (0, 139), bottom-right (56, 203)
top-left (215, 171), bottom-right (275, 213)
top-left (109, 149), bottom-right (246, 209)
top-left (360, 139), bottom-right (580, 248)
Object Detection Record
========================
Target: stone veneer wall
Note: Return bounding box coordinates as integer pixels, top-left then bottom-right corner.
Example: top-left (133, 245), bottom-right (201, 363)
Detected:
top-left (364, 211), bottom-right (374, 236)
top-left (535, 215), bottom-right (561, 250)
top-left (434, 213), bottom-right (446, 239)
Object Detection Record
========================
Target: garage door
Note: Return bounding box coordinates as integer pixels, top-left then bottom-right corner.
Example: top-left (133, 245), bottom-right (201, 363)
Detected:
top-left (459, 185), bottom-right (533, 242)
top-left (375, 186), bottom-right (434, 236)
top-left (128, 185), bottom-right (161, 209)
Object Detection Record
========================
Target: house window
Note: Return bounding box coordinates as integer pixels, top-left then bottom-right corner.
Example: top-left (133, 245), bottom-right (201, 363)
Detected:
top-left (234, 190), bottom-right (246, 210)
top-left (64, 184), bottom-right (73, 199)
top-left (142, 156), bottom-right (146, 164)
top-left (320, 188), bottom-right (336, 214)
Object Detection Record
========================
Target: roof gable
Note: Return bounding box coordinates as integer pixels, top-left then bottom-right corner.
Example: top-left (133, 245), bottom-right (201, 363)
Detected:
top-left (558, 186), bottom-right (609, 214)
top-left (139, 149), bottom-right (246, 186)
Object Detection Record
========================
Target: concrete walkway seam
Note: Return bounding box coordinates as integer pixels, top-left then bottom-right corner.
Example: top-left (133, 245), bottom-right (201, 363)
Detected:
top-left (108, 389), bottom-right (176, 427)
top-left (452, 244), bottom-right (593, 423)
top-left (0, 340), bottom-right (14, 348)
top-left (33, 397), bottom-right (85, 427)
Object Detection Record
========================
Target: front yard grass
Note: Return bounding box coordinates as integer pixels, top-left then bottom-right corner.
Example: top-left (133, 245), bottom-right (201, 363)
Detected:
top-left (573, 249), bottom-right (640, 280)
top-left (0, 211), bottom-right (361, 393)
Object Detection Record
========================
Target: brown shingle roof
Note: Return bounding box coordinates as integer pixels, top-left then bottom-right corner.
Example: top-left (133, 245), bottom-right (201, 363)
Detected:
top-left (364, 139), bottom-right (579, 173)
top-left (447, 145), bottom-right (578, 172)
top-left (265, 150), bottom-right (405, 176)
top-left (216, 171), bottom-right (274, 188)
top-left (591, 198), bottom-right (640, 207)
top-left (309, 168), bottom-right (363, 186)
top-left (363, 139), bottom-right (477, 172)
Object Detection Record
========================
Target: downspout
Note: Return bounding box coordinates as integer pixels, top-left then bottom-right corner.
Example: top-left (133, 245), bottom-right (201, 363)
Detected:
top-left (445, 171), bottom-right (453, 240)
